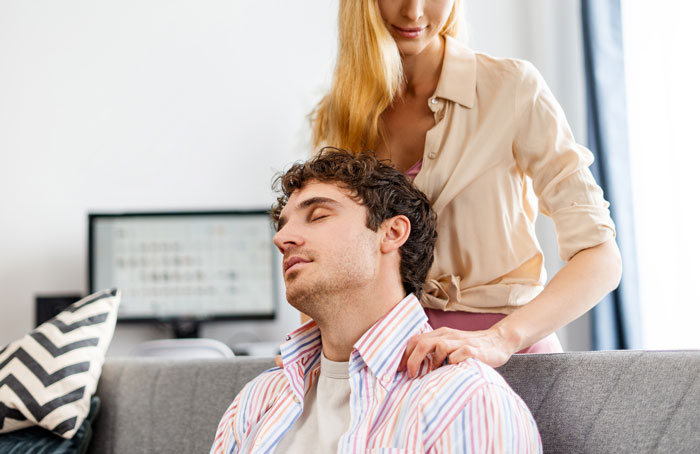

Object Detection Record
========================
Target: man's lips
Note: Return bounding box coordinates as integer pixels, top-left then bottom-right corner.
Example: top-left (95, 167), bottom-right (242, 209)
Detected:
top-left (283, 256), bottom-right (311, 274)
top-left (392, 25), bottom-right (427, 38)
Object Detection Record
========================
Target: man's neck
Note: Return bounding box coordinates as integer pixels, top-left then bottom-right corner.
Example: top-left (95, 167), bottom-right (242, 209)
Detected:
top-left (316, 285), bottom-right (406, 362)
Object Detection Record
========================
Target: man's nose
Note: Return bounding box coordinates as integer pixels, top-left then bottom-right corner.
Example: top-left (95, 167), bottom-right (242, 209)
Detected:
top-left (273, 223), bottom-right (304, 254)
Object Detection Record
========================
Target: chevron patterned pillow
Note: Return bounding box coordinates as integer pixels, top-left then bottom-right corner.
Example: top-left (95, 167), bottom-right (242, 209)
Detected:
top-left (0, 288), bottom-right (119, 439)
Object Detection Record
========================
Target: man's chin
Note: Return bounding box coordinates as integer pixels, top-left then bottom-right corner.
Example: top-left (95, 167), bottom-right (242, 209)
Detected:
top-left (285, 280), bottom-right (323, 315)
top-left (286, 287), bottom-right (309, 307)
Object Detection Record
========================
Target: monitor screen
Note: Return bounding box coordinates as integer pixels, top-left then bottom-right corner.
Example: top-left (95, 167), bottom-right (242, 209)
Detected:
top-left (88, 211), bottom-right (277, 322)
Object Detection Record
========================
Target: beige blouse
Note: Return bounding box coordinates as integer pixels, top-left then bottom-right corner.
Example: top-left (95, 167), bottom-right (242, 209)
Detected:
top-left (414, 37), bottom-right (615, 315)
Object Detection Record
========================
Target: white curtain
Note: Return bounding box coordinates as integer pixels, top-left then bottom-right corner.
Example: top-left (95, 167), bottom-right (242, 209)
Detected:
top-left (622, 0), bottom-right (700, 349)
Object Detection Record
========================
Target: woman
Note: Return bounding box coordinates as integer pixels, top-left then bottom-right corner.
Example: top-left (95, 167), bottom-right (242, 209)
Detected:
top-left (309, 0), bottom-right (621, 374)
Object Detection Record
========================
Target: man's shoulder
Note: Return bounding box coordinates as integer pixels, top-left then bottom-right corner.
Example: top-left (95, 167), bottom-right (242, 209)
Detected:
top-left (402, 358), bottom-right (537, 446)
top-left (233, 366), bottom-right (289, 407)
top-left (422, 357), bottom-right (502, 380)
top-left (417, 358), bottom-right (521, 404)
top-left (242, 366), bottom-right (287, 392)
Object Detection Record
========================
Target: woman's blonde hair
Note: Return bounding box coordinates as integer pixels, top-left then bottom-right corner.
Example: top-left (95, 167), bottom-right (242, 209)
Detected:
top-left (312, 0), bottom-right (464, 153)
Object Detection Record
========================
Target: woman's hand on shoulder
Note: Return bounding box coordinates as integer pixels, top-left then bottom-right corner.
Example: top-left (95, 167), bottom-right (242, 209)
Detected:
top-left (398, 327), bottom-right (516, 376)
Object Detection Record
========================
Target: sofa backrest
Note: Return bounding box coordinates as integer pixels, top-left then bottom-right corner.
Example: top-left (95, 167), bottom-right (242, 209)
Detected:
top-left (498, 351), bottom-right (700, 453)
top-left (90, 351), bottom-right (700, 453)
top-left (91, 357), bottom-right (274, 454)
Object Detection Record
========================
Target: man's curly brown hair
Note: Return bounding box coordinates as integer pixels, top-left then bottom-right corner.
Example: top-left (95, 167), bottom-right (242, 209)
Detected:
top-left (271, 148), bottom-right (437, 298)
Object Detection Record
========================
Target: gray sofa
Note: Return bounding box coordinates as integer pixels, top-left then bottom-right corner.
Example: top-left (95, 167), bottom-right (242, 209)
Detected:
top-left (90, 351), bottom-right (700, 453)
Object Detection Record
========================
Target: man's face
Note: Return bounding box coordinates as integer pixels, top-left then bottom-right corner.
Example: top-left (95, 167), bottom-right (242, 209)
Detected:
top-left (273, 181), bottom-right (380, 314)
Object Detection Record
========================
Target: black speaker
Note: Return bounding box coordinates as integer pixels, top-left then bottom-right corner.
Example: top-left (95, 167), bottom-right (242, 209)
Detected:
top-left (35, 294), bottom-right (83, 326)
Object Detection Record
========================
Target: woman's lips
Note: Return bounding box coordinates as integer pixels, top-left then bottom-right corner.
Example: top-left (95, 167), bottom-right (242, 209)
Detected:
top-left (392, 25), bottom-right (426, 39)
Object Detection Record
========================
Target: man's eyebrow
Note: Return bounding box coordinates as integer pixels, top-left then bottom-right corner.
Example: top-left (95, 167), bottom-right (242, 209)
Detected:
top-left (297, 196), bottom-right (341, 211)
top-left (276, 196), bottom-right (341, 231)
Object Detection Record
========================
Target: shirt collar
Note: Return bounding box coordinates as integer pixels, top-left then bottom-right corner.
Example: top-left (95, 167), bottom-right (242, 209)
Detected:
top-left (279, 293), bottom-right (430, 396)
top-left (433, 36), bottom-right (476, 108)
top-left (350, 294), bottom-right (430, 389)
top-left (280, 320), bottom-right (322, 402)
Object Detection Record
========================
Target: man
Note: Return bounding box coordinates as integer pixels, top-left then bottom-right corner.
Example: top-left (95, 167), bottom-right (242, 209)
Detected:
top-left (211, 150), bottom-right (541, 453)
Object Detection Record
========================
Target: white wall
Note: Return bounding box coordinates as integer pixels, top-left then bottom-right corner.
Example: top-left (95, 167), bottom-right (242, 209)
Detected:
top-left (0, 0), bottom-right (590, 354)
top-left (0, 0), bottom-right (339, 355)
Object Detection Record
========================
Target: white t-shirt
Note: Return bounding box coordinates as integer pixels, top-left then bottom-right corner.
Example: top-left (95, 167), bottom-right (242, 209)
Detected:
top-left (275, 353), bottom-right (350, 453)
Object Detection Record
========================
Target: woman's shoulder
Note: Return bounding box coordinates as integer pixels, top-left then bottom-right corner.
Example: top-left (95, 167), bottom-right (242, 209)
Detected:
top-left (473, 50), bottom-right (541, 84)
top-left (440, 38), bottom-right (549, 108)
top-left (446, 38), bottom-right (541, 84)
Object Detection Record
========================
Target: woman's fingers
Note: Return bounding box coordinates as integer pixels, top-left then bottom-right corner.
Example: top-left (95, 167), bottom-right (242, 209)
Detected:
top-left (400, 328), bottom-right (462, 377)
top-left (398, 333), bottom-right (426, 372)
top-left (398, 327), bottom-right (514, 376)
top-left (406, 335), bottom-right (439, 377)
top-left (432, 340), bottom-right (451, 369)
top-left (447, 341), bottom-right (510, 368)
top-left (447, 345), bottom-right (474, 365)
top-left (274, 354), bottom-right (283, 368)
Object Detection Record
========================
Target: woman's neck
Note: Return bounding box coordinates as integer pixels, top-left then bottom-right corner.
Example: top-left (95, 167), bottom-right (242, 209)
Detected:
top-left (400, 35), bottom-right (445, 98)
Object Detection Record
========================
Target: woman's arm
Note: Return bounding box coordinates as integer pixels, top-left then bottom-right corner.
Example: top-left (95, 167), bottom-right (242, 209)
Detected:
top-left (399, 238), bottom-right (622, 375)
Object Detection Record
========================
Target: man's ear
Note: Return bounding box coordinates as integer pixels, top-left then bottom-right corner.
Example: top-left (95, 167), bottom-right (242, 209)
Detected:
top-left (379, 215), bottom-right (411, 254)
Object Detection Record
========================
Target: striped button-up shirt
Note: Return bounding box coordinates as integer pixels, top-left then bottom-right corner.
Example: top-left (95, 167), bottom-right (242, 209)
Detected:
top-left (211, 294), bottom-right (541, 453)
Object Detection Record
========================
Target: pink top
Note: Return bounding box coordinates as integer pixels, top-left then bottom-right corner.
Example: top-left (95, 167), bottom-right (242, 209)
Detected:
top-left (404, 159), bottom-right (423, 181)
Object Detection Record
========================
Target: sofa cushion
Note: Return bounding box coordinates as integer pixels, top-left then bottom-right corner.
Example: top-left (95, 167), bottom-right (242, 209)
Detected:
top-left (0, 396), bottom-right (99, 454)
top-left (0, 289), bottom-right (119, 439)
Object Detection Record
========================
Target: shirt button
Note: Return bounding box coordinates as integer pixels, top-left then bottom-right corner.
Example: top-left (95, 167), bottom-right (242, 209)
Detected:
top-left (428, 152), bottom-right (437, 159)
top-left (430, 97), bottom-right (438, 105)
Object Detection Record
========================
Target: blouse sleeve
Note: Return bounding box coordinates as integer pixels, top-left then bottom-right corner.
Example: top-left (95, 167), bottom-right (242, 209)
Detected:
top-left (512, 60), bottom-right (615, 261)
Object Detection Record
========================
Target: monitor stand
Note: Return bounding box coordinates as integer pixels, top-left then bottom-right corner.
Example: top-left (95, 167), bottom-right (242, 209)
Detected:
top-left (172, 320), bottom-right (201, 338)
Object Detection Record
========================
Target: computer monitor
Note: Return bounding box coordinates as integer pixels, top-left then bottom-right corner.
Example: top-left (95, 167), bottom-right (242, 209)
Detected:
top-left (88, 210), bottom-right (278, 337)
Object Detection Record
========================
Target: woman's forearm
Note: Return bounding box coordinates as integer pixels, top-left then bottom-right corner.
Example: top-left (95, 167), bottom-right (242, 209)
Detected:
top-left (492, 238), bottom-right (622, 354)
